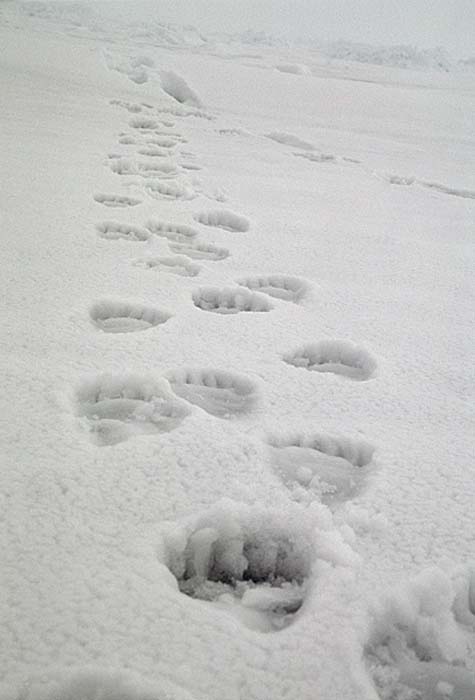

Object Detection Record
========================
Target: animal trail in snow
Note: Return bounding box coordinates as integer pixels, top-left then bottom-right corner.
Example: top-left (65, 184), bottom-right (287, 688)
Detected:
top-left (137, 160), bottom-right (179, 179)
top-left (136, 255), bottom-right (200, 277)
top-left (192, 287), bottom-right (273, 314)
top-left (284, 340), bottom-right (377, 380)
top-left (236, 275), bottom-right (309, 302)
top-left (89, 300), bottom-right (171, 333)
top-left (166, 368), bottom-right (258, 417)
top-left (268, 434), bottom-right (375, 504)
top-left (76, 375), bottom-right (190, 446)
top-left (129, 116), bottom-right (159, 131)
top-left (194, 209), bottom-right (250, 233)
top-left (168, 240), bottom-right (229, 261)
top-left (161, 501), bottom-right (315, 632)
top-left (93, 193), bottom-right (141, 208)
top-left (96, 221), bottom-right (150, 242)
top-left (420, 181), bottom-right (475, 200)
top-left (145, 180), bottom-right (195, 201)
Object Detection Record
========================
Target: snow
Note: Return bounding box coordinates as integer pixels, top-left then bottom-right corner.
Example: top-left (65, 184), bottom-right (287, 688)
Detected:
top-left (0, 2), bottom-right (474, 700)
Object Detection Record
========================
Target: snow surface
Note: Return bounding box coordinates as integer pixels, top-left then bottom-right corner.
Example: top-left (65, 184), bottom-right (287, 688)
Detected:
top-left (0, 2), bottom-right (474, 700)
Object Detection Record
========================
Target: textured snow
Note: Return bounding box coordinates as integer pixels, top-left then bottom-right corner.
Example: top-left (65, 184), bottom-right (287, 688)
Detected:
top-left (0, 2), bottom-right (474, 700)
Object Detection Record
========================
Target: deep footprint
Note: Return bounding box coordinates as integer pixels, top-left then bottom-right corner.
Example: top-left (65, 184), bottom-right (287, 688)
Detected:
top-left (268, 433), bottom-right (375, 504)
top-left (194, 209), bottom-right (250, 233)
top-left (237, 275), bottom-right (309, 302)
top-left (166, 368), bottom-right (258, 416)
top-left (168, 240), bottom-right (229, 261)
top-left (284, 340), bottom-right (377, 380)
top-left (192, 287), bottom-right (273, 314)
top-left (161, 501), bottom-right (314, 632)
top-left (89, 300), bottom-right (171, 333)
top-left (96, 221), bottom-right (150, 242)
top-left (93, 193), bottom-right (141, 208)
top-left (76, 375), bottom-right (190, 446)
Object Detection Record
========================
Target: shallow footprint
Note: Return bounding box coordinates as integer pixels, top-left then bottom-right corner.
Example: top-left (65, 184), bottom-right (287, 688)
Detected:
top-left (192, 286), bottom-right (273, 314)
top-left (166, 368), bottom-right (258, 417)
top-left (96, 221), bottom-right (150, 242)
top-left (93, 193), bottom-right (141, 208)
top-left (237, 275), bottom-right (309, 302)
top-left (169, 240), bottom-right (229, 261)
top-left (76, 374), bottom-right (190, 446)
top-left (268, 433), bottom-right (374, 504)
top-left (284, 340), bottom-right (377, 380)
top-left (145, 180), bottom-right (195, 201)
top-left (90, 300), bottom-right (171, 333)
top-left (136, 255), bottom-right (200, 277)
top-left (194, 209), bottom-right (250, 233)
top-left (145, 219), bottom-right (198, 242)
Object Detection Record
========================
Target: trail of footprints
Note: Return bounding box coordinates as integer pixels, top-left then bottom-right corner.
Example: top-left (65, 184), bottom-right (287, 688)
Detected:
top-left (83, 91), bottom-right (475, 695)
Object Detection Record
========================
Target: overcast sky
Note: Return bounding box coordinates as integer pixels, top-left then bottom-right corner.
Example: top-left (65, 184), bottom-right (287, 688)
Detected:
top-left (135, 0), bottom-right (474, 57)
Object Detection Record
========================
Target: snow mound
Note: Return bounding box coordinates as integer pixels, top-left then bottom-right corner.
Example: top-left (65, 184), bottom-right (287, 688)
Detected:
top-left (192, 287), bottom-right (273, 314)
top-left (89, 300), bottom-right (171, 333)
top-left (166, 368), bottom-right (258, 417)
top-left (161, 500), bottom-right (316, 632)
top-left (75, 375), bottom-right (191, 446)
top-left (160, 71), bottom-right (202, 108)
top-left (269, 434), bottom-right (375, 504)
top-left (236, 274), bottom-right (310, 302)
top-left (367, 565), bottom-right (475, 699)
top-left (323, 41), bottom-right (452, 72)
top-left (145, 220), bottom-right (198, 242)
top-left (168, 240), bottom-right (229, 261)
top-left (283, 340), bottom-right (377, 380)
top-left (265, 132), bottom-right (315, 150)
top-left (193, 209), bottom-right (250, 233)
top-left (96, 221), bottom-right (150, 242)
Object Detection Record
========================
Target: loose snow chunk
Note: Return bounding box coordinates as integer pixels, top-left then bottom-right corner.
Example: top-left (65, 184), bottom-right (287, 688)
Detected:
top-left (284, 340), bottom-right (377, 380)
top-left (145, 220), bottom-right (198, 241)
top-left (18, 667), bottom-right (195, 700)
top-left (193, 209), bottom-right (250, 233)
top-left (166, 368), bottom-right (258, 417)
top-left (160, 70), bottom-right (202, 108)
top-left (145, 180), bottom-right (195, 201)
top-left (168, 240), bottom-right (229, 261)
top-left (236, 274), bottom-right (310, 302)
top-left (137, 255), bottom-right (200, 277)
top-left (96, 221), bottom-right (150, 242)
top-left (265, 132), bottom-right (315, 150)
top-left (269, 433), bottom-right (375, 503)
top-left (76, 374), bottom-right (190, 446)
top-left (162, 501), bottom-right (315, 631)
top-left (192, 287), bottom-right (273, 314)
top-left (89, 300), bottom-right (171, 333)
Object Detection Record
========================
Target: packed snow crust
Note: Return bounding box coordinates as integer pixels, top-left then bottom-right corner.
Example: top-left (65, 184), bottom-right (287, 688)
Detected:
top-left (0, 2), bottom-right (474, 700)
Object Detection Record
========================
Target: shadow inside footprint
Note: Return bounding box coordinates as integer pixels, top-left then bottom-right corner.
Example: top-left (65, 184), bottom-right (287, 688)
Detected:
top-left (90, 300), bottom-right (171, 333)
top-left (284, 340), bottom-right (377, 380)
top-left (193, 287), bottom-right (273, 314)
top-left (166, 368), bottom-right (258, 417)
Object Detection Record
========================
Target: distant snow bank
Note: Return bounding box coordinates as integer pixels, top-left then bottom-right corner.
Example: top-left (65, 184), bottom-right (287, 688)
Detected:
top-left (320, 41), bottom-right (453, 72)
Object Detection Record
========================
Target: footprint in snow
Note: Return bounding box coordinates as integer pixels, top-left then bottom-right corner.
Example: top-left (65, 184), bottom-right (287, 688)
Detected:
top-left (146, 136), bottom-right (178, 149)
top-left (168, 240), bottom-right (229, 261)
top-left (93, 193), bottom-right (141, 208)
top-left (283, 340), bottom-right (377, 380)
top-left (265, 131), bottom-right (315, 151)
top-left (366, 565), bottom-right (475, 700)
top-left (96, 221), bottom-right (150, 242)
top-left (192, 287), bottom-right (273, 314)
top-left (90, 300), bottom-right (171, 333)
top-left (76, 374), bottom-right (190, 446)
top-left (145, 219), bottom-right (199, 242)
top-left (137, 146), bottom-right (172, 158)
top-left (237, 274), bottom-right (309, 302)
top-left (118, 134), bottom-right (137, 145)
top-left (136, 255), bottom-right (200, 277)
top-left (194, 209), bottom-right (250, 233)
top-left (145, 180), bottom-right (195, 201)
top-left (129, 116), bottom-right (159, 131)
top-left (268, 433), bottom-right (375, 505)
top-left (166, 368), bottom-right (258, 417)
top-left (136, 160), bottom-right (179, 179)
top-left (420, 181), bottom-right (475, 200)
top-left (110, 98), bottom-right (142, 113)
top-left (161, 501), bottom-right (314, 632)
